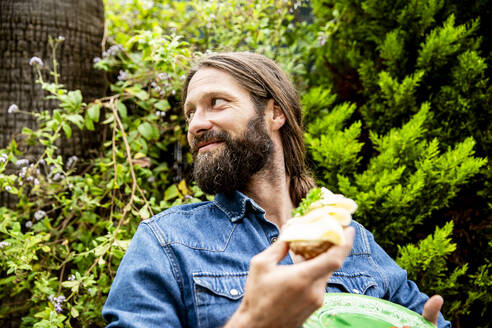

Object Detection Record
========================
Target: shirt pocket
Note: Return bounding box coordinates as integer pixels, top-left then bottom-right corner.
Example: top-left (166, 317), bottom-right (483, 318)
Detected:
top-left (193, 272), bottom-right (247, 328)
top-left (327, 271), bottom-right (378, 296)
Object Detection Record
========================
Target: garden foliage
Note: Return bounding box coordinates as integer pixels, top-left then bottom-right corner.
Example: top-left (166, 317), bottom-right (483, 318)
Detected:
top-left (0, 0), bottom-right (490, 327)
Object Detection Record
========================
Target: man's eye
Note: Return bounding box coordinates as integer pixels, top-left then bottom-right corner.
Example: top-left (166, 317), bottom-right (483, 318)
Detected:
top-left (186, 111), bottom-right (195, 122)
top-left (212, 98), bottom-right (226, 107)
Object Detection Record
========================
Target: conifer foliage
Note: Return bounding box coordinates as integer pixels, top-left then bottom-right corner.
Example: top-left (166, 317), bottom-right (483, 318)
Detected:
top-left (303, 0), bottom-right (491, 326)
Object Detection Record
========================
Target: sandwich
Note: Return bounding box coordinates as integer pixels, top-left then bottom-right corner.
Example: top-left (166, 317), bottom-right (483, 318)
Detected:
top-left (279, 187), bottom-right (357, 259)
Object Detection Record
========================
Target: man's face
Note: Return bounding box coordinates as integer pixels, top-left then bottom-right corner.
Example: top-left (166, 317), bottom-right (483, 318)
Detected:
top-left (184, 68), bottom-right (273, 194)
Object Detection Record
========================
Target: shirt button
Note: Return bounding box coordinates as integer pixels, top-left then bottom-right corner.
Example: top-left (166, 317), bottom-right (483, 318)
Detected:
top-left (271, 237), bottom-right (278, 244)
top-left (230, 288), bottom-right (239, 296)
top-left (352, 289), bottom-right (360, 294)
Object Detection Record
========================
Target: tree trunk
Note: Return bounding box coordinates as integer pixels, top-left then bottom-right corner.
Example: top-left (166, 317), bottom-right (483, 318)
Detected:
top-left (0, 0), bottom-right (106, 207)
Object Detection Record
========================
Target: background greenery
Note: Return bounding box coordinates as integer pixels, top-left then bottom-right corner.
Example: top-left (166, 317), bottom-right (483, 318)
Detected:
top-left (0, 0), bottom-right (490, 327)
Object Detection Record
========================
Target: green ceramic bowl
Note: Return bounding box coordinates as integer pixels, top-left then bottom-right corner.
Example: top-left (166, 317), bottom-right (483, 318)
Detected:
top-left (303, 293), bottom-right (435, 328)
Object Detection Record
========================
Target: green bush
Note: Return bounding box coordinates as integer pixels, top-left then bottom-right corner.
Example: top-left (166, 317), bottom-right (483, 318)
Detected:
top-left (302, 0), bottom-right (491, 326)
top-left (0, 0), bottom-right (490, 327)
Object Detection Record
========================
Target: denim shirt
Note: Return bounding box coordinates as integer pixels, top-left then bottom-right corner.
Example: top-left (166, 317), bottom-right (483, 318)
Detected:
top-left (102, 191), bottom-right (451, 328)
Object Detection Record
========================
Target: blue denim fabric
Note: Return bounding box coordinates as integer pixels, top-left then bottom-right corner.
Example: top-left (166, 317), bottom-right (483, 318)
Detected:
top-left (102, 191), bottom-right (451, 328)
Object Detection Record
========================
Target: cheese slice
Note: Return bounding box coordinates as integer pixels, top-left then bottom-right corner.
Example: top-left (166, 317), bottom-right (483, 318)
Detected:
top-left (279, 187), bottom-right (357, 246)
top-left (280, 216), bottom-right (345, 245)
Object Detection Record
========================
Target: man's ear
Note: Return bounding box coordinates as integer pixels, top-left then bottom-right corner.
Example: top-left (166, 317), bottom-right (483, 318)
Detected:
top-left (265, 99), bottom-right (285, 131)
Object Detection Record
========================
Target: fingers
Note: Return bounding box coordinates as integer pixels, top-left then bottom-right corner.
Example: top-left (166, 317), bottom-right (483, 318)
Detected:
top-left (300, 227), bottom-right (355, 279)
top-left (422, 295), bottom-right (443, 326)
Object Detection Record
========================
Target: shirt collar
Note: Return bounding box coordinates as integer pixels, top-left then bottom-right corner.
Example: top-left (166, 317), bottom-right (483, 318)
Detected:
top-left (214, 190), bottom-right (265, 223)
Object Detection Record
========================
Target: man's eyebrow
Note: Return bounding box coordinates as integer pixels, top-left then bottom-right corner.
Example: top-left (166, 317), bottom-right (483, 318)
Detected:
top-left (184, 91), bottom-right (238, 111)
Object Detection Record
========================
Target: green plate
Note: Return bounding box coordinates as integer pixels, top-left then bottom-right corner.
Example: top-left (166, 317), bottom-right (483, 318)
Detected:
top-left (303, 293), bottom-right (435, 328)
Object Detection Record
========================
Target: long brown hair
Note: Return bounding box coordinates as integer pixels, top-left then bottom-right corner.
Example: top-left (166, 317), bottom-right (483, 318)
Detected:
top-left (182, 52), bottom-right (315, 206)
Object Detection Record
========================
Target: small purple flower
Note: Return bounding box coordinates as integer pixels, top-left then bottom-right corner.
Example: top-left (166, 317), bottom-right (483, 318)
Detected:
top-left (68, 274), bottom-right (75, 281)
top-left (0, 153), bottom-right (8, 163)
top-left (66, 156), bottom-right (78, 169)
top-left (16, 159), bottom-right (29, 168)
top-left (157, 73), bottom-right (169, 80)
top-left (58, 35), bottom-right (65, 41)
top-left (19, 166), bottom-right (27, 178)
top-left (29, 56), bottom-right (44, 67)
top-left (52, 173), bottom-right (64, 182)
top-left (118, 70), bottom-right (129, 81)
top-left (49, 295), bottom-right (66, 313)
top-left (105, 44), bottom-right (124, 57)
top-left (34, 178), bottom-right (40, 185)
top-left (0, 241), bottom-right (10, 249)
top-left (8, 104), bottom-right (19, 114)
top-left (93, 57), bottom-right (101, 63)
top-left (156, 111), bottom-right (166, 118)
top-left (34, 210), bottom-right (46, 221)
top-left (4, 186), bottom-right (12, 192)
top-left (25, 221), bottom-right (33, 228)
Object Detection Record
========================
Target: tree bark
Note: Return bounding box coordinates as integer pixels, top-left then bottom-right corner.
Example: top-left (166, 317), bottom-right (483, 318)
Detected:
top-left (0, 0), bottom-right (106, 207)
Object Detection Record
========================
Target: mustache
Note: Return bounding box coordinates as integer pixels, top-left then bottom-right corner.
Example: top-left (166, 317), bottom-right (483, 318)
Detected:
top-left (190, 130), bottom-right (230, 154)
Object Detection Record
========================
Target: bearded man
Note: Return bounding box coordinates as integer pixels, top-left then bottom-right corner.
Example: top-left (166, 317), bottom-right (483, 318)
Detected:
top-left (102, 52), bottom-right (450, 327)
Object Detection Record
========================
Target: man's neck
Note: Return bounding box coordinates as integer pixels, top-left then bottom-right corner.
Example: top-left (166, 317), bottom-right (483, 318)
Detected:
top-left (241, 152), bottom-right (294, 229)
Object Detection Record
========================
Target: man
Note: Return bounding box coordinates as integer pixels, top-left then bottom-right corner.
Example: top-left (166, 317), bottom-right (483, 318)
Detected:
top-left (102, 52), bottom-right (450, 327)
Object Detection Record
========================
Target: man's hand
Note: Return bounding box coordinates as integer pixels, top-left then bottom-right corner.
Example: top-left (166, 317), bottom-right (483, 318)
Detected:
top-left (422, 295), bottom-right (444, 326)
top-left (225, 227), bottom-right (355, 328)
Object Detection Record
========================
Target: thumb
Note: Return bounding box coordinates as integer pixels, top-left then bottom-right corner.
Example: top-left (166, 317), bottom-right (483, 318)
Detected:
top-left (423, 295), bottom-right (443, 326)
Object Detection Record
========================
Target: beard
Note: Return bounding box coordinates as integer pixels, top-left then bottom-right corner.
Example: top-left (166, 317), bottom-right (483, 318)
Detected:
top-left (191, 115), bottom-right (273, 195)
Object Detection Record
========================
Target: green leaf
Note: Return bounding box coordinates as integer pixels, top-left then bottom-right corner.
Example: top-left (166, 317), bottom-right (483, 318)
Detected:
top-left (62, 122), bottom-right (72, 138)
top-left (68, 90), bottom-right (83, 108)
top-left (116, 102), bottom-right (127, 118)
top-left (88, 104), bottom-right (101, 122)
top-left (139, 206), bottom-right (150, 220)
top-left (85, 116), bottom-right (95, 130)
top-left (125, 86), bottom-right (148, 101)
top-left (70, 306), bottom-right (79, 318)
top-left (138, 122), bottom-right (155, 140)
top-left (164, 184), bottom-right (179, 201)
top-left (61, 280), bottom-right (79, 289)
top-left (66, 114), bottom-right (84, 129)
top-left (53, 110), bottom-right (62, 123)
top-left (155, 100), bottom-right (170, 111)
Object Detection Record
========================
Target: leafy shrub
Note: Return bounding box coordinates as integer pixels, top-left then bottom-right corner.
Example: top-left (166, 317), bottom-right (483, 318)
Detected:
top-left (0, 1), bottom-right (305, 326)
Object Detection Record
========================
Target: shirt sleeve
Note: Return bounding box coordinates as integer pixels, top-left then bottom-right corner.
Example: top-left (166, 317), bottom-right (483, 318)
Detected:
top-left (102, 222), bottom-right (186, 327)
top-left (366, 228), bottom-right (452, 328)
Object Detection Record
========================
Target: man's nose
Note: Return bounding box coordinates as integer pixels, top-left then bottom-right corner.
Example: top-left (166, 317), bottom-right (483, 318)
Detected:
top-left (188, 108), bottom-right (213, 137)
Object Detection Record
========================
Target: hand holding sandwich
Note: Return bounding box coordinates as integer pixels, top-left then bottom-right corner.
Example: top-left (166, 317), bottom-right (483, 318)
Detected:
top-left (225, 227), bottom-right (355, 328)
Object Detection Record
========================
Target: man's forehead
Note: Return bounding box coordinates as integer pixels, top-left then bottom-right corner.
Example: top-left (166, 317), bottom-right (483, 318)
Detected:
top-left (185, 68), bottom-right (246, 104)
